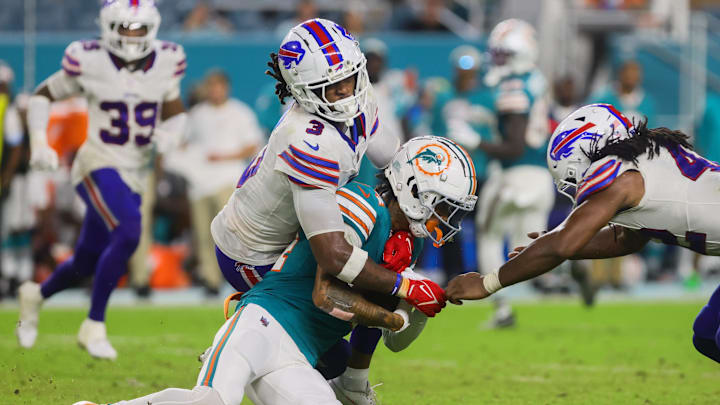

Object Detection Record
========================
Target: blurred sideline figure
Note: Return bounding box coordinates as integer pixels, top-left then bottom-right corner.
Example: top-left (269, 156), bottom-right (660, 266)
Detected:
top-left (166, 69), bottom-right (263, 296)
top-left (476, 19), bottom-right (553, 328)
top-left (446, 103), bottom-right (720, 366)
top-left (16, 0), bottom-right (187, 360)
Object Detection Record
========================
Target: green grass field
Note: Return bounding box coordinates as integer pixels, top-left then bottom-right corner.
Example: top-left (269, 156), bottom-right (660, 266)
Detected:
top-left (1, 300), bottom-right (719, 405)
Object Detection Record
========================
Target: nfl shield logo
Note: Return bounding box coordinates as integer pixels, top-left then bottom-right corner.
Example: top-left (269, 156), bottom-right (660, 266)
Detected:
top-left (278, 41), bottom-right (306, 69)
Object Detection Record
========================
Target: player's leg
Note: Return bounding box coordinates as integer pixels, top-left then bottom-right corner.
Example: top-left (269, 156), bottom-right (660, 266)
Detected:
top-left (316, 338), bottom-right (351, 379)
top-left (76, 386), bottom-right (227, 405)
top-left (128, 172), bottom-right (156, 297)
top-left (692, 283), bottom-right (720, 363)
top-left (196, 303), bottom-right (287, 405)
top-left (251, 365), bottom-right (341, 405)
top-left (16, 183), bottom-right (110, 348)
top-left (329, 327), bottom-right (380, 405)
top-left (79, 169), bottom-right (142, 359)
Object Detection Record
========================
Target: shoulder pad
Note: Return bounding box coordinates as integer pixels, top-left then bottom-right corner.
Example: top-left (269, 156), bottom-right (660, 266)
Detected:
top-left (576, 156), bottom-right (626, 204)
top-left (62, 40), bottom-right (101, 77)
top-left (336, 182), bottom-right (381, 243)
top-left (156, 40), bottom-right (186, 78)
top-left (277, 135), bottom-right (341, 191)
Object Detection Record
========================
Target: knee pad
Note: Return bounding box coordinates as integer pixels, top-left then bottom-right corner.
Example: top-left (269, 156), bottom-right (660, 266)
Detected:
top-left (693, 305), bottom-right (720, 339)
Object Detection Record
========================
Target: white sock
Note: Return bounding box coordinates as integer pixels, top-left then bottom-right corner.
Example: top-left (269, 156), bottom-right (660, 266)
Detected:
top-left (341, 367), bottom-right (370, 391)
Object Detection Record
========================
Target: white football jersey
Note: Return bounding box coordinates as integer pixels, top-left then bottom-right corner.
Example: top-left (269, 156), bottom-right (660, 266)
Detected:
top-left (576, 145), bottom-right (720, 255)
top-left (212, 92), bottom-right (380, 265)
top-left (48, 39), bottom-right (186, 192)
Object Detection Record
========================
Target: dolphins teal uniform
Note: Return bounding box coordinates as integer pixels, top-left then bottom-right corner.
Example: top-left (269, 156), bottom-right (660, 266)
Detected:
top-left (238, 181), bottom-right (423, 366)
top-left (492, 69), bottom-right (548, 169)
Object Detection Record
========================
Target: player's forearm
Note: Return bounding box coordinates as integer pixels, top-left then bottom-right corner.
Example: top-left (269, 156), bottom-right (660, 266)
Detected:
top-left (569, 225), bottom-right (647, 260)
top-left (312, 267), bottom-right (404, 331)
top-left (27, 94), bottom-right (52, 149)
top-left (479, 113), bottom-right (526, 160)
top-left (498, 234), bottom-right (568, 287)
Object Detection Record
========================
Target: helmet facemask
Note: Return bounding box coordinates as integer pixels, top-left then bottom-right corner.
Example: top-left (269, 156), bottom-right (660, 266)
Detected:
top-left (410, 190), bottom-right (475, 247)
top-left (100, 1), bottom-right (160, 62)
top-left (290, 57), bottom-right (369, 126)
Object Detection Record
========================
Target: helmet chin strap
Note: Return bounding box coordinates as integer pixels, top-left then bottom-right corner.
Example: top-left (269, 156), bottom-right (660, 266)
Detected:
top-left (409, 221), bottom-right (427, 239)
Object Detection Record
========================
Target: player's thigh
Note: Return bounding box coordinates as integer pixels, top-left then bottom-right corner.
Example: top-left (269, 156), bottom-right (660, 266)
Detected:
top-left (196, 304), bottom-right (285, 405)
top-left (251, 364), bottom-right (341, 405)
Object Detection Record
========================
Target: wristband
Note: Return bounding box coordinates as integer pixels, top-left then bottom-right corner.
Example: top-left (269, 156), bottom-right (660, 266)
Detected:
top-left (392, 274), bottom-right (411, 298)
top-left (336, 245), bottom-right (368, 284)
top-left (483, 271), bottom-right (502, 294)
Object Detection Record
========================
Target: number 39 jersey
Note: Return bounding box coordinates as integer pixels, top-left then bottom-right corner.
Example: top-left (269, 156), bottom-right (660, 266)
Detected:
top-left (212, 92), bottom-right (381, 265)
top-left (577, 145), bottom-right (720, 255)
top-left (47, 39), bottom-right (186, 192)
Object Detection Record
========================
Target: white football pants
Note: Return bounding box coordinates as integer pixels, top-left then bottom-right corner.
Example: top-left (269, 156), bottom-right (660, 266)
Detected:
top-left (477, 165), bottom-right (555, 275)
top-left (110, 303), bottom-right (340, 405)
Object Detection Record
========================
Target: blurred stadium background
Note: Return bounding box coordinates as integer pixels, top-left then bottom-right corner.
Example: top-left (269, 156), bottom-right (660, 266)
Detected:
top-left (2, 1), bottom-right (720, 403)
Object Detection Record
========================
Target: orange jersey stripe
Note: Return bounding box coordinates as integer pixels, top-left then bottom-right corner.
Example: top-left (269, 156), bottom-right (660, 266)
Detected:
top-left (336, 190), bottom-right (376, 222)
top-left (339, 205), bottom-right (370, 236)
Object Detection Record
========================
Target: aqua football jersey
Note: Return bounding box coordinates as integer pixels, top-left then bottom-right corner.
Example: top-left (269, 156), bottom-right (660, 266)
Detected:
top-left (238, 181), bottom-right (423, 366)
top-left (491, 69), bottom-right (549, 169)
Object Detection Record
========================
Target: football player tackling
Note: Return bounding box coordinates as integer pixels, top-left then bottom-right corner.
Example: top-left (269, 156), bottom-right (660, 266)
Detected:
top-left (446, 103), bottom-right (720, 364)
top-left (210, 18), bottom-right (448, 400)
top-left (16, 0), bottom-right (186, 360)
top-left (74, 136), bottom-right (478, 405)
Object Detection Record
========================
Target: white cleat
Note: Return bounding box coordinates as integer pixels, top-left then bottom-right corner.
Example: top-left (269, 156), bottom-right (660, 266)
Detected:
top-left (77, 318), bottom-right (118, 360)
top-left (16, 281), bottom-right (44, 348)
top-left (329, 377), bottom-right (379, 405)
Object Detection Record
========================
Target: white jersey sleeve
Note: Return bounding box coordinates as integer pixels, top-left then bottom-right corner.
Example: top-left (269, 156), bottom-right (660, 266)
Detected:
top-left (44, 41), bottom-right (85, 100)
top-left (155, 41), bottom-right (186, 101)
top-left (576, 155), bottom-right (634, 205)
top-left (274, 121), bottom-right (343, 193)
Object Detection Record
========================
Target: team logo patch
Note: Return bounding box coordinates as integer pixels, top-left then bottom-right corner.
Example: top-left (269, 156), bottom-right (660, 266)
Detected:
top-left (260, 316), bottom-right (270, 327)
top-left (407, 143), bottom-right (451, 176)
top-left (549, 123), bottom-right (601, 162)
top-left (278, 41), bottom-right (306, 69)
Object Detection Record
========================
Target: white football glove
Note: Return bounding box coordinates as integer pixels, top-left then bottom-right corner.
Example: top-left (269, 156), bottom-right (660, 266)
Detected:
top-left (30, 144), bottom-right (59, 171)
top-left (446, 118), bottom-right (482, 150)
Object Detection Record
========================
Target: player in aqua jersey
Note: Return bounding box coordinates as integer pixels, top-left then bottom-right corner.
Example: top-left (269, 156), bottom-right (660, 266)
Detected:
top-left (74, 136), bottom-right (478, 405)
top-left (446, 104), bottom-right (720, 365)
top-left (16, 0), bottom-right (187, 360)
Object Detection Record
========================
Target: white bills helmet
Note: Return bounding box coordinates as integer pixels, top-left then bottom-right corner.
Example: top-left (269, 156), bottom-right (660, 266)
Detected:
top-left (385, 136), bottom-right (478, 247)
top-left (278, 18), bottom-right (369, 125)
top-left (485, 18), bottom-right (538, 86)
top-left (547, 103), bottom-right (634, 203)
top-left (99, 0), bottom-right (161, 61)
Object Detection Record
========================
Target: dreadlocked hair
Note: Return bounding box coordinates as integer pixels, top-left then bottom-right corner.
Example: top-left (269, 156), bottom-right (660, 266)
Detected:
top-left (585, 117), bottom-right (694, 164)
top-left (265, 52), bottom-right (293, 104)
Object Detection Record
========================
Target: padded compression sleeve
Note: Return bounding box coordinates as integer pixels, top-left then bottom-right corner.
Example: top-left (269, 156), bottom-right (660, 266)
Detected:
top-left (291, 182), bottom-right (345, 239)
top-left (365, 126), bottom-right (400, 169)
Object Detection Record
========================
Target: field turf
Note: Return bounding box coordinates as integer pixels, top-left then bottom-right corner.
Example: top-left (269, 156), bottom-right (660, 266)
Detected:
top-left (1, 300), bottom-right (719, 405)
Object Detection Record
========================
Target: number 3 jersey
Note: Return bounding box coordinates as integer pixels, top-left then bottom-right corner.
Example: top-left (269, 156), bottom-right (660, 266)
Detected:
top-left (212, 93), bottom-right (381, 266)
top-left (45, 39), bottom-right (186, 192)
top-left (576, 144), bottom-right (720, 255)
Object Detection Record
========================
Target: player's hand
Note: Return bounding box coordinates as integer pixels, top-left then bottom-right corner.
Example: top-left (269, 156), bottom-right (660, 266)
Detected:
top-left (445, 272), bottom-right (491, 304)
top-left (382, 231), bottom-right (414, 273)
top-left (30, 145), bottom-right (59, 171)
top-left (507, 231), bottom-right (545, 259)
top-left (396, 278), bottom-right (446, 317)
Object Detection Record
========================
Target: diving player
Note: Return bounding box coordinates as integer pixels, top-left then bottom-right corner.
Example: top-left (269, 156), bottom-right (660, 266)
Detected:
top-left (446, 103), bottom-right (720, 364)
top-left (74, 136), bottom-right (478, 405)
top-left (16, 0), bottom-right (187, 360)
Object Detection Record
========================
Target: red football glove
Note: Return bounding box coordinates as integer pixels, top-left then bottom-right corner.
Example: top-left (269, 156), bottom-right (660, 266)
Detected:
top-left (382, 231), bottom-right (414, 273)
top-left (393, 276), bottom-right (447, 317)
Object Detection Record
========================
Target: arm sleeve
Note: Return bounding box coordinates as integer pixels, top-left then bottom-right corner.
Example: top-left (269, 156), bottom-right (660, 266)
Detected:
top-left (292, 183), bottom-right (345, 239)
top-left (164, 44), bottom-right (186, 101)
top-left (365, 110), bottom-right (400, 169)
top-left (382, 299), bottom-right (428, 352)
top-left (45, 70), bottom-right (82, 100)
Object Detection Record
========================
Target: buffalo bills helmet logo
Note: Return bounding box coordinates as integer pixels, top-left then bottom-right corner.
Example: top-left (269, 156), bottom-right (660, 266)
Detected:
top-left (549, 123), bottom-right (602, 162)
top-left (278, 41), bottom-right (306, 69)
top-left (334, 24), bottom-right (355, 40)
